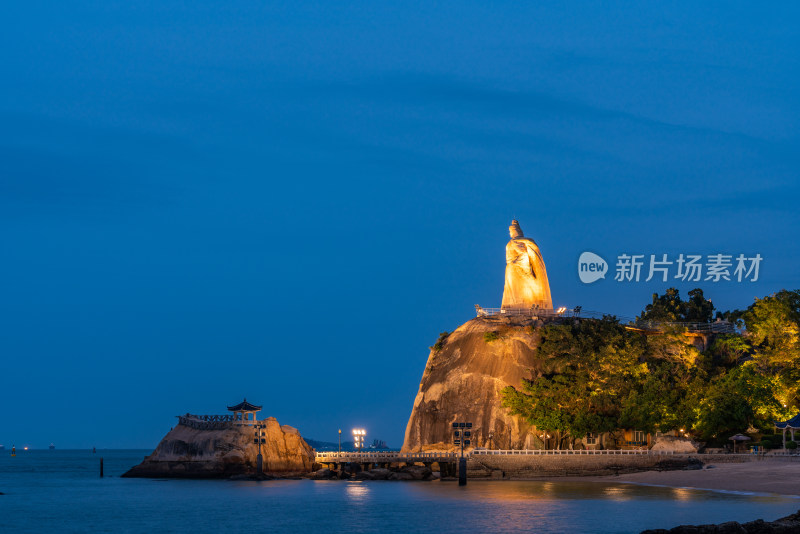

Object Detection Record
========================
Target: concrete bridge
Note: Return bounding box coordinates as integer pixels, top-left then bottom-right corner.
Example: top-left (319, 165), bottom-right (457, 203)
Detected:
top-left (315, 449), bottom-right (671, 463)
top-left (314, 449), bottom-right (681, 479)
top-left (315, 451), bottom-right (458, 474)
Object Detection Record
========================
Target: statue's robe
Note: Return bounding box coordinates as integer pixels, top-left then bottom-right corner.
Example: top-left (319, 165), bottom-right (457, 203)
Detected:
top-left (501, 237), bottom-right (552, 309)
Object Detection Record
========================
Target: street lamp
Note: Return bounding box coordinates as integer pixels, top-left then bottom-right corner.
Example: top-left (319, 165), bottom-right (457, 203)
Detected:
top-left (254, 423), bottom-right (266, 475)
top-left (452, 421), bottom-right (473, 486)
top-left (352, 428), bottom-right (366, 453)
top-left (338, 429), bottom-right (342, 455)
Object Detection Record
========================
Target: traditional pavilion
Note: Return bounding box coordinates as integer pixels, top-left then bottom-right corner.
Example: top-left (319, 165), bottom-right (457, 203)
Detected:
top-left (776, 414), bottom-right (800, 448)
top-left (227, 398), bottom-right (262, 426)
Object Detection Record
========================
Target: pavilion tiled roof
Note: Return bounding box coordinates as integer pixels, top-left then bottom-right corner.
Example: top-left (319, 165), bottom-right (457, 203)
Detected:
top-left (775, 413), bottom-right (800, 429)
top-left (227, 398), bottom-right (262, 412)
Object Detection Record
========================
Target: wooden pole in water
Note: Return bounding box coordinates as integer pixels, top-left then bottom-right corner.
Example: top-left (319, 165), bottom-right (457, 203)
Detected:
top-left (100, 457), bottom-right (104, 478)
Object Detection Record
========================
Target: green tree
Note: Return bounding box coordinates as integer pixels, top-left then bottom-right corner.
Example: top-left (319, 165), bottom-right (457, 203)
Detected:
top-left (742, 290), bottom-right (800, 408)
top-left (684, 288), bottom-right (715, 323)
top-left (502, 318), bottom-right (645, 448)
top-left (639, 288), bottom-right (714, 324)
top-left (501, 288), bottom-right (799, 447)
top-left (708, 334), bottom-right (750, 368)
top-left (619, 362), bottom-right (697, 434)
top-left (694, 364), bottom-right (784, 440)
top-left (639, 288), bottom-right (684, 323)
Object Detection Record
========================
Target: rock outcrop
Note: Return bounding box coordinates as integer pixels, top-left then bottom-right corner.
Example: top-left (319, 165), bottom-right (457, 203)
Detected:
top-left (641, 509), bottom-right (800, 534)
top-left (402, 314), bottom-right (548, 452)
top-left (123, 416), bottom-right (315, 478)
top-left (650, 435), bottom-right (701, 454)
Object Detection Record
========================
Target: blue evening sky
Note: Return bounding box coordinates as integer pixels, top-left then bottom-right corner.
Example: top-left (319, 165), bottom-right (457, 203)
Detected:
top-left (1, 1), bottom-right (798, 449)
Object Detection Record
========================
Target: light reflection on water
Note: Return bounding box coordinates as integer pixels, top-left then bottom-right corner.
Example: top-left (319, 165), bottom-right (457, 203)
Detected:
top-left (1, 451), bottom-right (798, 534)
top-left (602, 484), bottom-right (634, 501)
top-left (345, 481), bottom-right (370, 503)
top-left (671, 487), bottom-right (693, 502)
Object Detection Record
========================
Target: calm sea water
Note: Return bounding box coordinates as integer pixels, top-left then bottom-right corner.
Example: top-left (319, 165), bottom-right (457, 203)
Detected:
top-left (0, 450), bottom-right (798, 533)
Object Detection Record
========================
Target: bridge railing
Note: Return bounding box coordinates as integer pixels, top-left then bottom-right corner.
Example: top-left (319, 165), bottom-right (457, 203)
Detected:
top-left (315, 449), bottom-right (677, 461)
top-left (177, 415), bottom-right (236, 431)
top-left (315, 451), bottom-right (457, 460)
top-left (634, 321), bottom-right (736, 334)
top-left (316, 451), bottom-right (399, 459)
top-left (192, 414), bottom-right (236, 422)
top-left (471, 449), bottom-right (674, 456)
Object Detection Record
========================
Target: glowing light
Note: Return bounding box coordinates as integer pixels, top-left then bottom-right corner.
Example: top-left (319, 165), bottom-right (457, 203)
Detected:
top-left (352, 428), bottom-right (367, 449)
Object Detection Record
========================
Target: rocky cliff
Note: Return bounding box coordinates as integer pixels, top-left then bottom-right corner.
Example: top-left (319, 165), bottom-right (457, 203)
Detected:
top-left (402, 314), bottom-right (548, 452)
top-left (123, 416), bottom-right (315, 478)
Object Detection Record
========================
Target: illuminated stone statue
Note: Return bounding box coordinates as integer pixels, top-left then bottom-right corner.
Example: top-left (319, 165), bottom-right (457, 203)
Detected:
top-left (501, 220), bottom-right (553, 309)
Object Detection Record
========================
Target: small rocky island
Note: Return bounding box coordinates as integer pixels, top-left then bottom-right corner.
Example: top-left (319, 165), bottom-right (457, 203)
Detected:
top-left (124, 399), bottom-right (315, 478)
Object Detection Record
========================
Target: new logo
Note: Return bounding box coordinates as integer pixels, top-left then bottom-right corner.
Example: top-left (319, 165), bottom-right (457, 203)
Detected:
top-left (578, 252), bottom-right (608, 284)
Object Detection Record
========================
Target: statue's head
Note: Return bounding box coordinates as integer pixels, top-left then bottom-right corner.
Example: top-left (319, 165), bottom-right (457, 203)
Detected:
top-left (509, 220), bottom-right (524, 239)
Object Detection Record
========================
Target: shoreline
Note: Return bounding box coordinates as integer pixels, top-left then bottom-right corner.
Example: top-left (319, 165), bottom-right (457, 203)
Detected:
top-left (520, 462), bottom-right (800, 497)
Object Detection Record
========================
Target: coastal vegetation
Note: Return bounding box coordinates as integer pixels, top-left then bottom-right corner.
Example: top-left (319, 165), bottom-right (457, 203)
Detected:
top-left (483, 331), bottom-right (500, 343)
top-left (430, 331), bottom-right (450, 352)
top-left (502, 288), bottom-right (800, 448)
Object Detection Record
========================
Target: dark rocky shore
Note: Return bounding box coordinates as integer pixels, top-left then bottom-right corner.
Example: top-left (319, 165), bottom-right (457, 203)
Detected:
top-left (641, 510), bottom-right (800, 533)
top-left (311, 465), bottom-right (435, 481)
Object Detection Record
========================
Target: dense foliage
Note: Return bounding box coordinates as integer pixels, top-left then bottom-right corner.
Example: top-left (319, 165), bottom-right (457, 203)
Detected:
top-left (502, 288), bottom-right (799, 448)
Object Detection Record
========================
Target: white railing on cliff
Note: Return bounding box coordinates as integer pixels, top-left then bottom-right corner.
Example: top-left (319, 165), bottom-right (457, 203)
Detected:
top-left (474, 306), bottom-right (735, 334)
top-left (177, 414), bottom-right (257, 430)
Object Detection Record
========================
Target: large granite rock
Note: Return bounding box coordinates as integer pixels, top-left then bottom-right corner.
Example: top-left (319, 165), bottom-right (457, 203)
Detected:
top-left (402, 314), bottom-right (546, 452)
top-left (123, 416), bottom-right (315, 478)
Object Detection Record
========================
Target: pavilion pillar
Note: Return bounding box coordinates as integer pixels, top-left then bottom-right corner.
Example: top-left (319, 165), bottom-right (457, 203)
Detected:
top-left (783, 428), bottom-right (787, 449)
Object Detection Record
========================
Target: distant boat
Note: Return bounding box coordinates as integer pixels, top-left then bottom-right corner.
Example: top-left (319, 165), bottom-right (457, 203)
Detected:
top-left (49, 443), bottom-right (55, 450)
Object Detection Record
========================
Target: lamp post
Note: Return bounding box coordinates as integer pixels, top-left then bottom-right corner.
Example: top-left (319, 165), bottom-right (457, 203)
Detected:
top-left (452, 421), bottom-right (472, 486)
top-left (352, 428), bottom-right (366, 452)
top-left (254, 423), bottom-right (266, 475)
top-left (338, 429), bottom-right (342, 455)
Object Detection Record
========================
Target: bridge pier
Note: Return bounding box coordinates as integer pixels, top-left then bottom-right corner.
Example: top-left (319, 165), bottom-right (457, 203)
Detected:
top-left (439, 462), bottom-right (457, 478)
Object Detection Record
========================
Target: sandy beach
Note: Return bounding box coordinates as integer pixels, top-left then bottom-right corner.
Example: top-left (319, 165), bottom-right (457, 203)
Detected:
top-left (567, 460), bottom-right (800, 496)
